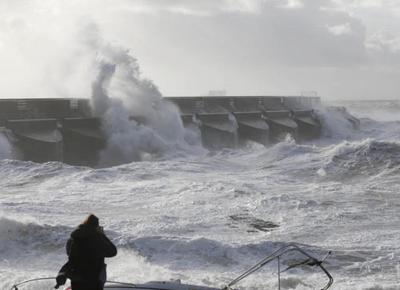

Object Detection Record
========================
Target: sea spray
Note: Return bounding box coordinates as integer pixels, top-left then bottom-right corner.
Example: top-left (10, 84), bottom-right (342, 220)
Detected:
top-left (86, 26), bottom-right (204, 165)
top-left (316, 106), bottom-right (359, 140)
top-left (91, 62), bottom-right (115, 117)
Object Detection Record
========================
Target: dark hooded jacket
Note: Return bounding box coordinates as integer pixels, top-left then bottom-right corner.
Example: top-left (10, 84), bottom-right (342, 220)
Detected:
top-left (66, 224), bottom-right (117, 281)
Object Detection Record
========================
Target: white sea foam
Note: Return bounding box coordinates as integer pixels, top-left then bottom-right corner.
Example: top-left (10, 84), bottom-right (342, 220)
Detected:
top-left (1, 109), bottom-right (400, 289)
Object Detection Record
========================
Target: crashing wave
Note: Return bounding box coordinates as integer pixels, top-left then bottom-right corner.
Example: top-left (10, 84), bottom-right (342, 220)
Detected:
top-left (319, 139), bottom-right (400, 179)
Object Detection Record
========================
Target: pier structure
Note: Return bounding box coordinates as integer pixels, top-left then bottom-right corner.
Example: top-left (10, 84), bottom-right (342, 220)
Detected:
top-left (167, 96), bottom-right (321, 147)
top-left (0, 96), bottom-right (321, 165)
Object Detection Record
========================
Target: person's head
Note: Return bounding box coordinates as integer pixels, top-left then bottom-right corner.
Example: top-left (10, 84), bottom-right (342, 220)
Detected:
top-left (82, 214), bottom-right (99, 228)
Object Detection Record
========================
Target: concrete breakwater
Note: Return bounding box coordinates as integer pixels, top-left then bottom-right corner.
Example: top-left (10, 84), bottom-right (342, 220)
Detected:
top-left (0, 96), bottom-right (322, 166)
top-left (169, 96), bottom-right (321, 148)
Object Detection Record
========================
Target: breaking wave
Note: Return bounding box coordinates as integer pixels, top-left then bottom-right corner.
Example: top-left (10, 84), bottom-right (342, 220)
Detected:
top-left (87, 26), bottom-right (205, 166)
top-left (0, 216), bottom-right (70, 261)
top-left (319, 139), bottom-right (400, 179)
top-left (316, 107), bottom-right (359, 141)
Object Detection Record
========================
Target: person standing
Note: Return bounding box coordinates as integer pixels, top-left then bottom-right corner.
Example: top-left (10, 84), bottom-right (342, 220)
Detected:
top-left (56, 214), bottom-right (117, 290)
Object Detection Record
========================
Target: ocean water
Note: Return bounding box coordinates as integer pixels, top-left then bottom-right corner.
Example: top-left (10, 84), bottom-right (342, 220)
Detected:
top-left (1, 103), bottom-right (400, 290)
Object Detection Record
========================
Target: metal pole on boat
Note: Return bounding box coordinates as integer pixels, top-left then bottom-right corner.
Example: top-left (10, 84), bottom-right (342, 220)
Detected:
top-left (277, 256), bottom-right (281, 290)
top-left (224, 244), bottom-right (333, 290)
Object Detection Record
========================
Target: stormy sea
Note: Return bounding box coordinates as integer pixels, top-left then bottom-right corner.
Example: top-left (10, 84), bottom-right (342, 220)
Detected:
top-left (1, 98), bottom-right (400, 290)
top-left (0, 28), bottom-right (399, 290)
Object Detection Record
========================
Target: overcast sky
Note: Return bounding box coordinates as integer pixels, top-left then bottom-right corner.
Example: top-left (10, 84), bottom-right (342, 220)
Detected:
top-left (0, 0), bottom-right (399, 100)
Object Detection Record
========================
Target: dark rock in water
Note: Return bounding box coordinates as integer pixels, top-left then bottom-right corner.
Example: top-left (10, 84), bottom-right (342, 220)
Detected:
top-left (229, 214), bottom-right (279, 232)
top-left (250, 219), bottom-right (279, 232)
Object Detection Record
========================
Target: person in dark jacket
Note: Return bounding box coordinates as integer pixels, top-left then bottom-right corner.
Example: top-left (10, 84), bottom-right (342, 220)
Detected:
top-left (56, 214), bottom-right (117, 290)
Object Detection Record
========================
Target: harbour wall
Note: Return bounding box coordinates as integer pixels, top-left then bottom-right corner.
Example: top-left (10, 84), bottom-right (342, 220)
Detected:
top-left (0, 96), bottom-right (321, 165)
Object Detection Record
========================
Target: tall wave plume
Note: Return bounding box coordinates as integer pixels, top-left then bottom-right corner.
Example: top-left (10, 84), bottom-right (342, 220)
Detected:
top-left (86, 25), bottom-right (204, 166)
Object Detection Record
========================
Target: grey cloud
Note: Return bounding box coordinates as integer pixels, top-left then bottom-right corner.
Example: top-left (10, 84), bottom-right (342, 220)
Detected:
top-left (0, 0), bottom-right (399, 99)
top-left (125, 0), bottom-right (400, 68)
top-left (115, 0), bottom-right (227, 15)
top-left (100, 0), bottom-right (399, 98)
top-left (114, 0), bottom-right (369, 67)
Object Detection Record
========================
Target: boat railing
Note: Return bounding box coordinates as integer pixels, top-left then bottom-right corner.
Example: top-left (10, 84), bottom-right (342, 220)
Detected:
top-left (10, 278), bottom-right (138, 290)
top-left (10, 244), bottom-right (333, 290)
top-left (224, 243), bottom-right (333, 290)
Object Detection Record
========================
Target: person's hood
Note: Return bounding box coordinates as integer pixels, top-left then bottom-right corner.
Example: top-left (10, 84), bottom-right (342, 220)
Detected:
top-left (71, 224), bottom-right (99, 239)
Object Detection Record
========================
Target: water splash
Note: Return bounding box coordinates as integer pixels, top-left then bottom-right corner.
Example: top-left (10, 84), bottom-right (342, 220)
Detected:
top-left (86, 25), bottom-right (204, 165)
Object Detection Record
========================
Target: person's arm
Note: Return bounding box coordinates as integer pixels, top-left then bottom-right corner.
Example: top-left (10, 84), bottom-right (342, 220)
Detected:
top-left (101, 234), bottom-right (117, 257)
top-left (66, 237), bottom-right (73, 256)
top-left (55, 261), bottom-right (70, 289)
